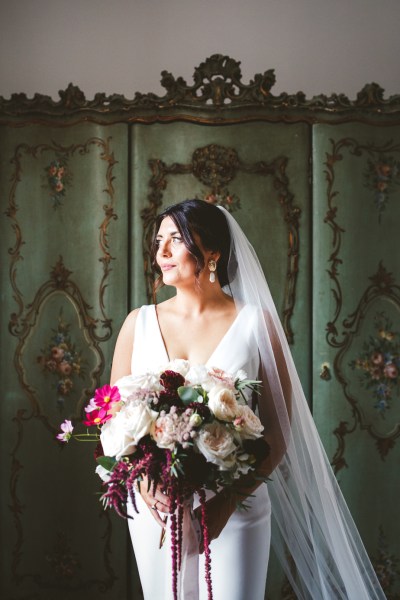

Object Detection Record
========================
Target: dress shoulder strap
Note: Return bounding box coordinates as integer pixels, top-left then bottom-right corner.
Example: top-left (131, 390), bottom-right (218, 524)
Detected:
top-left (131, 305), bottom-right (164, 375)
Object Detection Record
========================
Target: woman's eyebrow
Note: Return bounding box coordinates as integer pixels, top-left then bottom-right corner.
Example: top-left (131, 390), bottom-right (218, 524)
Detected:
top-left (156, 230), bottom-right (181, 237)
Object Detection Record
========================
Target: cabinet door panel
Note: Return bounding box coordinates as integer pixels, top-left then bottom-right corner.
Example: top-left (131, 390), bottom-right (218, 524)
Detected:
top-left (313, 123), bottom-right (400, 598)
top-left (130, 121), bottom-right (311, 395)
top-left (0, 124), bottom-right (139, 599)
top-left (130, 120), bottom-right (311, 599)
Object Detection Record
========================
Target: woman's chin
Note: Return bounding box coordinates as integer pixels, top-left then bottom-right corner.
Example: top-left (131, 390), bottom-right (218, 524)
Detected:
top-left (162, 273), bottom-right (178, 286)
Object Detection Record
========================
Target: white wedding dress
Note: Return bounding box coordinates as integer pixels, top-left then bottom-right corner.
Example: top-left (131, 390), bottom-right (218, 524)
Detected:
top-left (128, 304), bottom-right (271, 600)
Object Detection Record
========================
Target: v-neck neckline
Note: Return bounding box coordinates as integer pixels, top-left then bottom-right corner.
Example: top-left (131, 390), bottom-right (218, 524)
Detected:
top-left (152, 304), bottom-right (244, 366)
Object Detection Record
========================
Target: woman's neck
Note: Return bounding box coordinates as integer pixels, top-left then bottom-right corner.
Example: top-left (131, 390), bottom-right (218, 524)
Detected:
top-left (169, 281), bottom-right (233, 316)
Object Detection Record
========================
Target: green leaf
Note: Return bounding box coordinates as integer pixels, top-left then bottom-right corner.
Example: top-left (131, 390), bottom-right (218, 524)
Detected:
top-left (177, 386), bottom-right (200, 405)
top-left (96, 455), bottom-right (117, 471)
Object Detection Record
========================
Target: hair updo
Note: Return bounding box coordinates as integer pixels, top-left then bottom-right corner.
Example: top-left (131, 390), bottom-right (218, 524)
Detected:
top-left (151, 199), bottom-right (233, 288)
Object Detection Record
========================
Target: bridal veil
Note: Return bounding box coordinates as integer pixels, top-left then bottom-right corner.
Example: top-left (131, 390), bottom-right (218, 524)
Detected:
top-left (219, 206), bottom-right (385, 600)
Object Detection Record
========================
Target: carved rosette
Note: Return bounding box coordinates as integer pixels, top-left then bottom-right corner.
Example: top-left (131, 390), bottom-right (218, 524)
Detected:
top-left (141, 143), bottom-right (301, 343)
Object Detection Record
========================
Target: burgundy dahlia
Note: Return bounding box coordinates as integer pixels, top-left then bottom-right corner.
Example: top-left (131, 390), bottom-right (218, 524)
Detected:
top-left (158, 389), bottom-right (183, 409)
top-left (160, 370), bottom-right (185, 391)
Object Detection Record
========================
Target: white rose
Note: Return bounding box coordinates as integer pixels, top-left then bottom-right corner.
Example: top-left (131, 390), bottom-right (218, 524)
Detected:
top-left (194, 422), bottom-right (236, 469)
top-left (207, 385), bottom-right (239, 422)
top-left (151, 413), bottom-right (177, 450)
top-left (166, 359), bottom-right (191, 377)
top-left (100, 401), bottom-right (157, 459)
top-left (115, 372), bottom-right (162, 397)
top-left (234, 405), bottom-right (264, 439)
top-left (185, 364), bottom-right (211, 387)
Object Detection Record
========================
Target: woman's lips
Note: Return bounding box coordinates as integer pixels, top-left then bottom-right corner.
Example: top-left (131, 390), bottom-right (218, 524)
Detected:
top-left (161, 264), bottom-right (176, 271)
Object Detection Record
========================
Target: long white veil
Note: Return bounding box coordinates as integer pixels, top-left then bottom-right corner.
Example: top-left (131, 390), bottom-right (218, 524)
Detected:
top-left (219, 206), bottom-right (385, 599)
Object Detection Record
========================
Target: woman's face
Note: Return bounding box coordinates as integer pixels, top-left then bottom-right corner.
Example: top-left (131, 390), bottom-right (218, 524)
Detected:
top-left (155, 216), bottom-right (199, 287)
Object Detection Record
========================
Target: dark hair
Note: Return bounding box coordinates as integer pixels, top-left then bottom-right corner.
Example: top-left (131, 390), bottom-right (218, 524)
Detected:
top-left (151, 199), bottom-right (233, 288)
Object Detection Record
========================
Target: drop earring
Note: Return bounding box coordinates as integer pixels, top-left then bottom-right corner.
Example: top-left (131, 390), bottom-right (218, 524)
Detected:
top-left (208, 259), bottom-right (217, 283)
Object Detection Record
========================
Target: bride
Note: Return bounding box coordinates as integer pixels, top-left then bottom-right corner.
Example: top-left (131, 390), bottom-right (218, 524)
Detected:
top-left (110, 199), bottom-right (385, 600)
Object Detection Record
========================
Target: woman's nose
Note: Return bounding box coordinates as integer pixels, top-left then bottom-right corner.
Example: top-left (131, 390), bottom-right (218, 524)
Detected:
top-left (159, 240), bottom-right (171, 256)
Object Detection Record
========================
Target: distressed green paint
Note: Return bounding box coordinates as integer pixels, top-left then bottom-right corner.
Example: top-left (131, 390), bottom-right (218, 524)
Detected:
top-left (0, 123), bottom-right (136, 599)
top-left (312, 123), bottom-right (400, 594)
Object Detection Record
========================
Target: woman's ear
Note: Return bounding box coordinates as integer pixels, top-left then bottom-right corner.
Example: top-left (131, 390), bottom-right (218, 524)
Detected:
top-left (208, 250), bottom-right (221, 262)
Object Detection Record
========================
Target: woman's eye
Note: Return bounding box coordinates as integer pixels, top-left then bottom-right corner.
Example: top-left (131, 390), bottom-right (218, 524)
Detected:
top-left (172, 237), bottom-right (182, 244)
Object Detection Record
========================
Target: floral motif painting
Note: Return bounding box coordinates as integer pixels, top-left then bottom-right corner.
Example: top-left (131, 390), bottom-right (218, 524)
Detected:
top-left (45, 531), bottom-right (81, 580)
top-left (349, 313), bottom-right (400, 414)
top-left (37, 309), bottom-right (86, 405)
top-left (372, 527), bottom-right (400, 598)
top-left (364, 156), bottom-right (400, 223)
top-left (43, 157), bottom-right (73, 209)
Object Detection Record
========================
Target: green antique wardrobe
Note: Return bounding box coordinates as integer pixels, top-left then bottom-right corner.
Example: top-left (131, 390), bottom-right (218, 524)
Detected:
top-left (1, 55), bottom-right (399, 599)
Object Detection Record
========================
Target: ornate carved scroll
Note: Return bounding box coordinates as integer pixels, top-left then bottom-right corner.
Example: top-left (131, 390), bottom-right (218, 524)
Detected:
top-left (1, 55), bottom-right (399, 122)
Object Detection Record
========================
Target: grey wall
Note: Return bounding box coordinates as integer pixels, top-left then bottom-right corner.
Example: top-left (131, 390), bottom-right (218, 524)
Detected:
top-left (0, 0), bottom-right (399, 99)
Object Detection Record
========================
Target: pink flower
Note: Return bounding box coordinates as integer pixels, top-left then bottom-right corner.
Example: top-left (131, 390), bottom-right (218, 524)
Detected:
top-left (56, 419), bottom-right (74, 442)
top-left (51, 347), bottom-right (65, 361)
top-left (45, 359), bottom-right (57, 372)
top-left (151, 413), bottom-right (178, 450)
top-left (58, 360), bottom-right (72, 375)
top-left (376, 164), bottom-right (391, 177)
top-left (370, 367), bottom-right (383, 380)
top-left (94, 384), bottom-right (121, 409)
top-left (208, 367), bottom-right (235, 388)
top-left (234, 405), bottom-right (264, 439)
top-left (83, 406), bottom-right (111, 427)
top-left (384, 363), bottom-right (398, 379)
top-left (55, 181), bottom-right (64, 192)
top-left (371, 352), bottom-right (384, 365)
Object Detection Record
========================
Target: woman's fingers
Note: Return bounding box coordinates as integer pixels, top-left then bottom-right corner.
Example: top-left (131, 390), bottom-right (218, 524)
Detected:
top-left (148, 501), bottom-right (168, 528)
top-left (136, 477), bottom-right (171, 525)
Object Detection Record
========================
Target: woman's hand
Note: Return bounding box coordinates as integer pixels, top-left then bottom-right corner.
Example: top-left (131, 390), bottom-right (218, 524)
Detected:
top-left (195, 491), bottom-right (237, 553)
top-left (137, 476), bottom-right (171, 528)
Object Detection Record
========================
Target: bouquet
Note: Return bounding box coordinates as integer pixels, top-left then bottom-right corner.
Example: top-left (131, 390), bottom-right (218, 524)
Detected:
top-left (57, 360), bottom-right (270, 600)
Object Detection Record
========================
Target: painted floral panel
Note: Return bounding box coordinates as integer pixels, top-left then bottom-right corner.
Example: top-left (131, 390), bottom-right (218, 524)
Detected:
top-left (349, 313), bottom-right (400, 414)
top-left (42, 157), bottom-right (73, 209)
top-left (37, 308), bottom-right (86, 405)
top-left (364, 156), bottom-right (400, 223)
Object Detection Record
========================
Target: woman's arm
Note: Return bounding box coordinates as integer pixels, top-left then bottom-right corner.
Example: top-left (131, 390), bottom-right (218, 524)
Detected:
top-left (197, 311), bottom-right (293, 550)
top-left (110, 309), bottom-right (139, 385)
top-left (110, 307), bottom-right (171, 526)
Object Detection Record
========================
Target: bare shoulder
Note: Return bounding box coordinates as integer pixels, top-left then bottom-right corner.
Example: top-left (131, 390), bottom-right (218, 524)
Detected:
top-left (123, 306), bottom-right (141, 328)
top-left (110, 307), bottom-right (141, 384)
